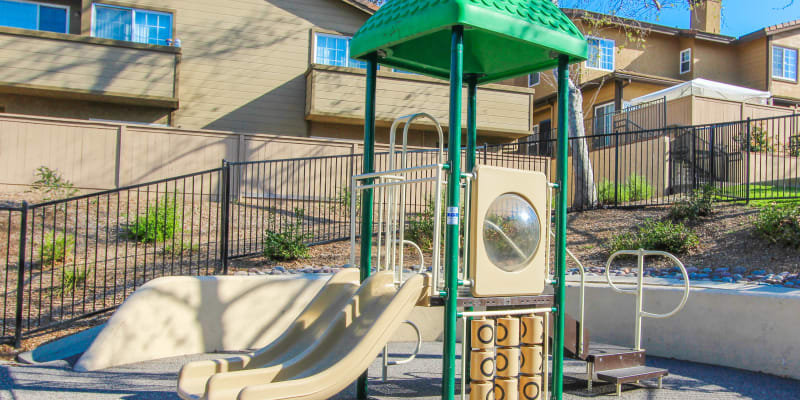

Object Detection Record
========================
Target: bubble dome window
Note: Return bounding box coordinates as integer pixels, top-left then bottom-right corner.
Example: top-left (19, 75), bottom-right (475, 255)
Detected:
top-left (483, 194), bottom-right (541, 272)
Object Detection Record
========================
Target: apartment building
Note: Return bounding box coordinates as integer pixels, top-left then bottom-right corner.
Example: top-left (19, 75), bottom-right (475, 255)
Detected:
top-left (0, 0), bottom-right (535, 146)
top-left (529, 0), bottom-right (800, 140)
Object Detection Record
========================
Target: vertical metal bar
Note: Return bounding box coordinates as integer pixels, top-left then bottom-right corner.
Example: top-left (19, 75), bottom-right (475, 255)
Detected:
top-left (356, 52), bottom-right (378, 400)
top-left (553, 54), bottom-right (571, 400)
top-left (614, 128), bottom-right (620, 205)
top-left (710, 125), bottom-right (716, 189)
top-left (464, 76), bottom-right (478, 386)
top-left (220, 162), bottom-right (231, 275)
top-left (635, 249), bottom-right (645, 351)
top-left (746, 118), bottom-right (751, 204)
top-left (442, 25), bottom-right (464, 400)
top-left (14, 202), bottom-right (28, 347)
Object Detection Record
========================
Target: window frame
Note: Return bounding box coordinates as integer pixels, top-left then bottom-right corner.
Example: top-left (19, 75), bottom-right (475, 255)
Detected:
top-left (585, 36), bottom-right (615, 72)
top-left (772, 45), bottom-right (798, 83)
top-left (90, 3), bottom-right (175, 46)
top-left (528, 72), bottom-right (540, 87)
top-left (312, 31), bottom-right (367, 69)
top-left (593, 101), bottom-right (615, 148)
top-left (680, 48), bottom-right (692, 75)
top-left (0, 0), bottom-right (70, 33)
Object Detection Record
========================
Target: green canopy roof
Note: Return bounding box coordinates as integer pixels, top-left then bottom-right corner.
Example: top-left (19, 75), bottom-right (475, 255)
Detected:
top-left (350, 0), bottom-right (588, 84)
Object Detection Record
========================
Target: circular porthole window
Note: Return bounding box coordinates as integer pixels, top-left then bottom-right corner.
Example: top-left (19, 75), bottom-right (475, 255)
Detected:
top-left (482, 193), bottom-right (541, 272)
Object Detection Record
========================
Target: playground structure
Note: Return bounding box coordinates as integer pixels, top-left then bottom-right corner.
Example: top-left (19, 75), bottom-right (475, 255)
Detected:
top-left (171, 1), bottom-right (693, 399)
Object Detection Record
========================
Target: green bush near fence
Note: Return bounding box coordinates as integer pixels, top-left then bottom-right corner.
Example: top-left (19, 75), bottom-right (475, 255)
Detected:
top-left (739, 124), bottom-right (774, 152)
top-left (56, 266), bottom-right (91, 295)
top-left (607, 219), bottom-right (699, 255)
top-left (32, 166), bottom-right (78, 202)
top-left (597, 173), bottom-right (654, 204)
top-left (668, 184), bottom-right (717, 221)
top-left (263, 208), bottom-right (311, 261)
top-left (39, 232), bottom-right (75, 264)
top-left (752, 202), bottom-right (800, 248)
top-left (127, 192), bottom-right (181, 243)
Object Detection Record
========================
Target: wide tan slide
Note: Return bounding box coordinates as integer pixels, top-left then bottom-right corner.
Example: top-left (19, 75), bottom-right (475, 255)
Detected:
top-left (177, 270), bottom-right (428, 400)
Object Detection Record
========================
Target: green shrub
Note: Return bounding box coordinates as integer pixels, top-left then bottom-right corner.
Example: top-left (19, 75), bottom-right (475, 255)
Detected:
top-left (406, 198), bottom-right (437, 251)
top-left (127, 192), bottom-right (181, 243)
top-left (57, 267), bottom-right (90, 295)
top-left (608, 219), bottom-right (699, 255)
top-left (32, 166), bottom-right (78, 201)
top-left (331, 187), bottom-right (359, 214)
top-left (752, 203), bottom-right (800, 248)
top-left (789, 136), bottom-right (800, 157)
top-left (162, 241), bottom-right (200, 255)
top-left (40, 232), bottom-right (75, 264)
top-left (596, 174), bottom-right (654, 204)
top-left (668, 184), bottom-right (717, 221)
top-left (740, 125), bottom-right (773, 153)
top-left (263, 208), bottom-right (311, 261)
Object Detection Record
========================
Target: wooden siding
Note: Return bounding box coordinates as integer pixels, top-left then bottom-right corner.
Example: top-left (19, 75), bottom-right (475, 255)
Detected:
top-left (0, 31), bottom-right (176, 100)
top-left (770, 31), bottom-right (800, 100)
top-left (306, 65), bottom-right (535, 137)
top-left (737, 37), bottom-right (767, 90)
top-left (692, 40), bottom-right (739, 84)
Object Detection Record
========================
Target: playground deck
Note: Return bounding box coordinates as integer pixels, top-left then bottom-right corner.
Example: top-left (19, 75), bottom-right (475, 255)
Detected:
top-left (1, 342), bottom-right (797, 400)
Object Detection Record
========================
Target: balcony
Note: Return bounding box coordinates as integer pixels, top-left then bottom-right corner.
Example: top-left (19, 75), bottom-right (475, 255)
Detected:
top-left (0, 27), bottom-right (179, 108)
top-left (305, 64), bottom-right (535, 138)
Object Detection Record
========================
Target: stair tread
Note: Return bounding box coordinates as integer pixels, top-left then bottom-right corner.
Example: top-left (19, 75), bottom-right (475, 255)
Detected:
top-left (587, 343), bottom-right (644, 358)
top-left (597, 366), bottom-right (669, 383)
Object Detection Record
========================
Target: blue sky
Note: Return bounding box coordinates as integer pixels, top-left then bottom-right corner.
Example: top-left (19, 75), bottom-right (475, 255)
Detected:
top-left (582, 0), bottom-right (800, 38)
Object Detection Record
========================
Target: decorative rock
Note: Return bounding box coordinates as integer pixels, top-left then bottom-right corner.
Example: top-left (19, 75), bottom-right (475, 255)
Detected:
top-left (752, 269), bottom-right (767, 275)
top-left (273, 266), bottom-right (287, 273)
top-left (714, 267), bottom-right (730, 274)
top-left (733, 274), bottom-right (744, 281)
top-left (685, 266), bottom-right (699, 274)
top-left (722, 277), bottom-right (733, 283)
top-left (732, 266), bottom-right (747, 274)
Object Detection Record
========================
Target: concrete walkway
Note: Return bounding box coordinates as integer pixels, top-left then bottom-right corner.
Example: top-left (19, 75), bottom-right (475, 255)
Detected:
top-left (1, 342), bottom-right (797, 399)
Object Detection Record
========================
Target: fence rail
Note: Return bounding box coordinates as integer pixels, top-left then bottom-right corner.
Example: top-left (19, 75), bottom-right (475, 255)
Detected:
top-left (2, 113), bottom-right (799, 345)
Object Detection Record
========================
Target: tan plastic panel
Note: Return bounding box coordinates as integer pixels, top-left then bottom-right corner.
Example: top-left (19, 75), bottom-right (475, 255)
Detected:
top-left (177, 271), bottom-right (427, 400)
top-left (177, 268), bottom-right (360, 399)
top-left (469, 165), bottom-right (549, 297)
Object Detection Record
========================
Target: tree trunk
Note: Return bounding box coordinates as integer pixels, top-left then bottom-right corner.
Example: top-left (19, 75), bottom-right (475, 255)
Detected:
top-left (567, 78), bottom-right (598, 209)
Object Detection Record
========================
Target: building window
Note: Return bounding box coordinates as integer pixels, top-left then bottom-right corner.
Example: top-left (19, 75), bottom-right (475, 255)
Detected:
top-left (528, 72), bottom-right (540, 87)
top-left (92, 4), bottom-right (173, 46)
top-left (680, 48), bottom-right (691, 74)
top-left (586, 37), bottom-right (614, 71)
top-left (0, 0), bottom-right (69, 33)
top-left (593, 102), bottom-right (615, 148)
top-left (314, 32), bottom-right (367, 69)
top-left (772, 46), bottom-right (798, 82)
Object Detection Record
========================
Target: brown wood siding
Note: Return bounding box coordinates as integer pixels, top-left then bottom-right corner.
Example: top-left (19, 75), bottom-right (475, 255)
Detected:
top-left (692, 41), bottom-right (739, 84)
top-left (0, 31), bottom-right (176, 98)
top-left (306, 66), bottom-right (535, 138)
top-left (737, 37), bottom-right (767, 90)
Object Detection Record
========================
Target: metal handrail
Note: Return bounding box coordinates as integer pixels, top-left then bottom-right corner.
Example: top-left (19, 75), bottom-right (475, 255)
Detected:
top-left (604, 249), bottom-right (691, 350)
top-left (551, 230), bottom-right (587, 357)
top-left (382, 320), bottom-right (423, 381)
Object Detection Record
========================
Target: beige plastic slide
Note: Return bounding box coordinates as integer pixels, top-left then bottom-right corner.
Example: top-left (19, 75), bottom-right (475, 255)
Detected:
top-left (177, 271), bottom-right (428, 400)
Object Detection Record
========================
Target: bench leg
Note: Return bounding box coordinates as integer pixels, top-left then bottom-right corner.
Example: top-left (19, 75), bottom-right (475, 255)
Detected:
top-left (658, 376), bottom-right (663, 389)
top-left (616, 383), bottom-right (621, 397)
top-left (586, 362), bottom-right (593, 391)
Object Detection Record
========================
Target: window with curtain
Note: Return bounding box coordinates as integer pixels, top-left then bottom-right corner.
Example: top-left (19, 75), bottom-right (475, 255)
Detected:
top-left (93, 4), bottom-right (172, 46)
top-left (593, 102), bottom-right (615, 148)
top-left (314, 32), bottom-right (368, 69)
top-left (586, 37), bottom-right (614, 71)
top-left (772, 46), bottom-right (798, 81)
top-left (0, 0), bottom-right (68, 33)
top-left (680, 48), bottom-right (691, 74)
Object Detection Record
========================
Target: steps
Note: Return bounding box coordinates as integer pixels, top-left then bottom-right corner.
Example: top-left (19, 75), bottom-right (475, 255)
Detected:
top-left (597, 366), bottom-right (668, 396)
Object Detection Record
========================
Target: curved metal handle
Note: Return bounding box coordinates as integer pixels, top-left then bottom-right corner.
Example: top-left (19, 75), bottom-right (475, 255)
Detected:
top-left (382, 320), bottom-right (423, 381)
top-left (604, 250), bottom-right (642, 295)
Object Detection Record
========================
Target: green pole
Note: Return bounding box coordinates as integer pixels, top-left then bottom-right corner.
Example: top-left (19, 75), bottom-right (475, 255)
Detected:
top-left (357, 52), bottom-right (378, 400)
top-left (442, 25), bottom-right (464, 400)
top-left (464, 76), bottom-right (478, 387)
top-left (553, 54), bottom-right (570, 400)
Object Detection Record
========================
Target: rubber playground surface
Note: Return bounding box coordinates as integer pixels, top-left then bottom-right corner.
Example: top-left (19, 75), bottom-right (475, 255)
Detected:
top-left (1, 342), bottom-right (797, 399)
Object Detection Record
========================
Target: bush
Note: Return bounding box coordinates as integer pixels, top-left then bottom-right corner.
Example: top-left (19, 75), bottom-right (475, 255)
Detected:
top-left (406, 198), bottom-right (437, 251)
top-left (608, 219), bottom-right (699, 255)
top-left (263, 208), bottom-right (312, 261)
top-left (331, 187), bottom-right (359, 214)
top-left (789, 136), bottom-right (800, 157)
top-left (40, 232), bottom-right (75, 264)
top-left (740, 125), bottom-right (773, 153)
top-left (127, 192), bottom-right (181, 242)
top-left (668, 184), bottom-right (716, 221)
top-left (57, 267), bottom-right (90, 295)
top-left (752, 203), bottom-right (800, 248)
top-left (32, 166), bottom-right (78, 201)
top-left (597, 174), bottom-right (654, 204)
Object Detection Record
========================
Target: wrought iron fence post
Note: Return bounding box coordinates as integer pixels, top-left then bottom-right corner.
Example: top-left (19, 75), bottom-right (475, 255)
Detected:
top-left (14, 201), bottom-right (28, 348)
top-left (745, 118), bottom-right (751, 204)
top-left (691, 127), bottom-right (697, 190)
top-left (614, 129), bottom-right (620, 205)
top-left (482, 142), bottom-right (488, 163)
top-left (220, 162), bottom-right (231, 275)
top-left (710, 124), bottom-right (716, 189)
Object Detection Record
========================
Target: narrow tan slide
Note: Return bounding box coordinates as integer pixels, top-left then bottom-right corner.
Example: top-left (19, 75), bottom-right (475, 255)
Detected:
top-left (177, 271), bottom-right (428, 400)
top-left (177, 268), bottom-right (361, 399)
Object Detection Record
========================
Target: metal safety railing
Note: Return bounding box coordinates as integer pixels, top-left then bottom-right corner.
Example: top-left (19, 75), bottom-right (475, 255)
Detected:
top-left (605, 249), bottom-right (691, 351)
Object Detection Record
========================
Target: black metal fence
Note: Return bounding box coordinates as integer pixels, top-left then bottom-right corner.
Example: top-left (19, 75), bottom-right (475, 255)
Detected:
top-left (2, 113), bottom-right (799, 345)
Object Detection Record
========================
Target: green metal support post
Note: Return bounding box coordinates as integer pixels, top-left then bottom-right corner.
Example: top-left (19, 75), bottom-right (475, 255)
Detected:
top-left (442, 25), bottom-right (464, 400)
top-left (464, 76), bottom-right (478, 387)
top-left (357, 52), bottom-right (378, 400)
top-left (552, 54), bottom-right (570, 400)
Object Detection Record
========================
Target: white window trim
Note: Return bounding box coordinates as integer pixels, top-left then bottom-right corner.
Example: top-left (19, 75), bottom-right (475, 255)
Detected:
top-left (680, 48), bottom-right (692, 75)
top-left (90, 3), bottom-right (173, 44)
top-left (594, 101), bottom-right (615, 145)
top-left (528, 72), bottom-right (540, 87)
top-left (313, 32), bottom-right (357, 67)
top-left (772, 45), bottom-right (798, 82)
top-left (2, 0), bottom-right (70, 33)
top-left (585, 36), bottom-right (615, 72)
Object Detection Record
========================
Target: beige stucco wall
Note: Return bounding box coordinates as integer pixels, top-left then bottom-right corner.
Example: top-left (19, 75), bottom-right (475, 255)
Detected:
top-left (566, 283), bottom-right (800, 380)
